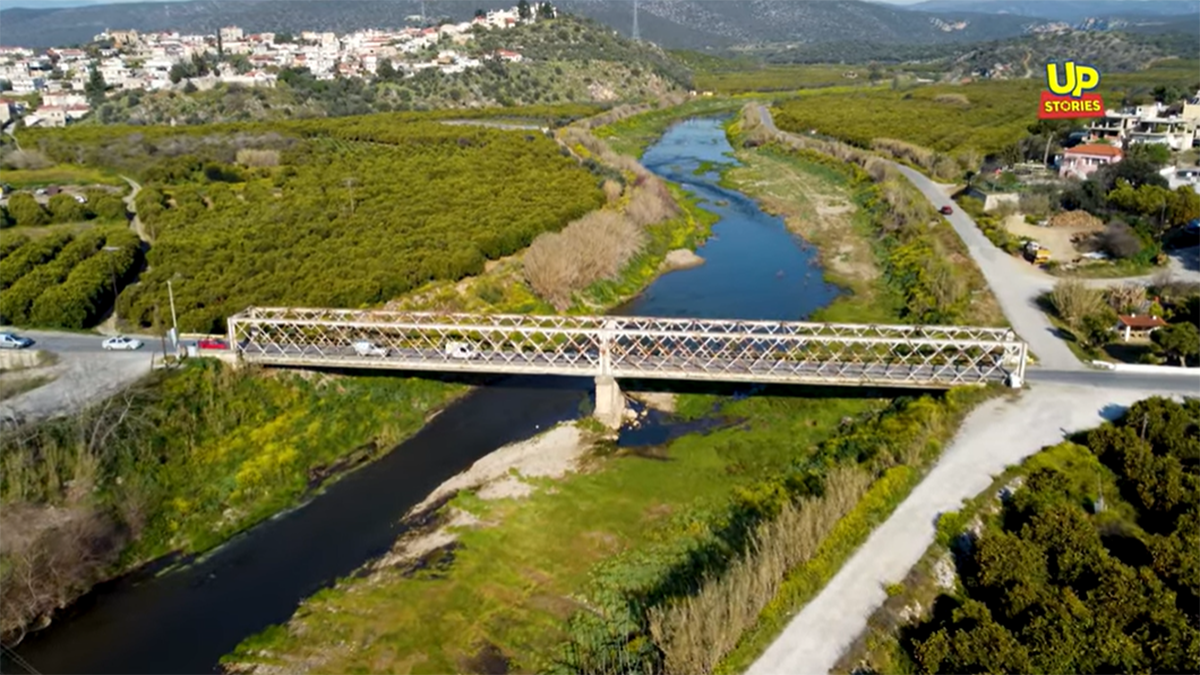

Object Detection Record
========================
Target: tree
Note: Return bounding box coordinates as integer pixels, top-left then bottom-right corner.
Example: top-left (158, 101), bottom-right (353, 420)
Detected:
top-left (538, 2), bottom-right (556, 19)
top-left (1126, 143), bottom-right (1171, 169)
top-left (475, 8), bottom-right (486, 18)
top-left (84, 65), bottom-right (107, 108)
top-left (868, 62), bottom-right (882, 85)
top-left (1166, 186), bottom-right (1200, 229)
top-left (1152, 323), bottom-right (1200, 366)
top-left (7, 193), bottom-right (49, 227)
top-left (274, 31), bottom-right (294, 44)
top-left (376, 59), bottom-right (397, 81)
top-left (47, 194), bottom-right (88, 223)
top-left (517, 0), bottom-right (532, 21)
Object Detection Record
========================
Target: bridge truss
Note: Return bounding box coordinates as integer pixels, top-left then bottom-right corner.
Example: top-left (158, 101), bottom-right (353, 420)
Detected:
top-left (227, 308), bottom-right (1028, 389)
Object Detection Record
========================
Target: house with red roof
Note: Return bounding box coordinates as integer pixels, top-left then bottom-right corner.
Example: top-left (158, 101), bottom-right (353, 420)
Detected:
top-left (1059, 143), bottom-right (1123, 180)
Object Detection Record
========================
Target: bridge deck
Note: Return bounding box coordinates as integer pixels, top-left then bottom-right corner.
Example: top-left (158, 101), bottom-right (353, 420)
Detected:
top-left (229, 308), bottom-right (1029, 389)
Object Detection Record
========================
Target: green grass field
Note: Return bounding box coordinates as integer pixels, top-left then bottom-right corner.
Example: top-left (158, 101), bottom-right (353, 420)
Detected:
top-left (2, 165), bottom-right (126, 188)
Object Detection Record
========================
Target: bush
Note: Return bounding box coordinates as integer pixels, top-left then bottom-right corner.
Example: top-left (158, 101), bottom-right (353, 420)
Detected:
top-left (0, 231), bottom-right (73, 289)
top-left (92, 195), bottom-right (129, 222)
top-left (7, 193), bottom-right (49, 227)
top-left (0, 230), bottom-right (105, 324)
top-left (1098, 221), bottom-right (1142, 259)
top-left (1, 149), bottom-right (52, 170)
top-left (48, 194), bottom-right (89, 224)
top-left (28, 229), bottom-right (141, 329)
top-left (523, 210), bottom-right (645, 310)
top-left (1049, 279), bottom-right (1106, 329)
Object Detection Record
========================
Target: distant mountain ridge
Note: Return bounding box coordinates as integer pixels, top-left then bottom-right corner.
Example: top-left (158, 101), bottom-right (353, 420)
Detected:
top-left (0, 0), bottom-right (1072, 50)
top-left (903, 0), bottom-right (1200, 22)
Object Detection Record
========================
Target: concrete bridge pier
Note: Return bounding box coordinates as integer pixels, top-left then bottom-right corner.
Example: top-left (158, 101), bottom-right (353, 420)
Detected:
top-left (594, 376), bottom-right (626, 430)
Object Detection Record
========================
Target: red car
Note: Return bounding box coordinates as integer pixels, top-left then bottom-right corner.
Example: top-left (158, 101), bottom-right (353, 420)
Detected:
top-left (198, 338), bottom-right (229, 350)
top-left (939, 205), bottom-right (954, 215)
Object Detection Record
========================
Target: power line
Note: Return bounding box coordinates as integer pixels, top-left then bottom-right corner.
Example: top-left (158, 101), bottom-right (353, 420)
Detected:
top-left (1, 643), bottom-right (43, 675)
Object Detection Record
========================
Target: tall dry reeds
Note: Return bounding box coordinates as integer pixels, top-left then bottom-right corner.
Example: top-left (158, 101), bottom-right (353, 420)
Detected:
top-left (626, 176), bottom-right (679, 226)
top-left (648, 467), bottom-right (874, 675)
top-left (872, 138), bottom-right (936, 171)
top-left (1050, 279), bottom-right (1105, 328)
top-left (523, 211), bottom-right (646, 310)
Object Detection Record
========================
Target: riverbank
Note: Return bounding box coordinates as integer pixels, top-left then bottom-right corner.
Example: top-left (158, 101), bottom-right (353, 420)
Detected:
top-left (218, 113), bottom-right (999, 674)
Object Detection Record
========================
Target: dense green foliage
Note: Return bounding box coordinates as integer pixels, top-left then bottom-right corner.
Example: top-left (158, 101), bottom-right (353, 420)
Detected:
top-left (0, 360), bottom-right (465, 639)
top-left (905, 398), bottom-right (1200, 674)
top-left (0, 227), bottom-right (140, 328)
top-left (32, 228), bottom-right (141, 329)
top-left (18, 114), bottom-right (606, 332)
top-left (773, 81), bottom-right (1037, 162)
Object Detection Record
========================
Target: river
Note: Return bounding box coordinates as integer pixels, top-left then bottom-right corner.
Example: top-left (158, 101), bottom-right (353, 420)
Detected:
top-left (5, 117), bottom-right (839, 675)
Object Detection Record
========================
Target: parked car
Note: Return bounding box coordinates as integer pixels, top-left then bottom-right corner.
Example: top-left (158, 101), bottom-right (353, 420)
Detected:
top-left (102, 336), bottom-right (144, 351)
top-left (939, 205), bottom-right (954, 215)
top-left (445, 341), bottom-right (476, 360)
top-left (198, 338), bottom-right (229, 350)
top-left (0, 333), bottom-right (33, 349)
top-left (353, 341), bottom-right (388, 357)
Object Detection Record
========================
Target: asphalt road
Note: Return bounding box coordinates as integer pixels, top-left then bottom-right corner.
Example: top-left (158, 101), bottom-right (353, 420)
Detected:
top-left (0, 328), bottom-right (161, 423)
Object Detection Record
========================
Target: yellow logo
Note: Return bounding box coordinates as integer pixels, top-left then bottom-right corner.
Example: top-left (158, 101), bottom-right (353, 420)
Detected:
top-left (1045, 61), bottom-right (1100, 99)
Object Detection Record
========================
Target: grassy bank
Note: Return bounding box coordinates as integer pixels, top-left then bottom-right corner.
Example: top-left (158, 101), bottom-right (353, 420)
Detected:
top-left (0, 360), bottom-right (470, 640)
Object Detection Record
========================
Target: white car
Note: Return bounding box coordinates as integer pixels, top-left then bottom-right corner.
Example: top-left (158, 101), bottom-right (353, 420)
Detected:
top-left (445, 341), bottom-right (476, 360)
top-left (353, 341), bottom-right (388, 357)
top-left (0, 333), bottom-right (33, 349)
top-left (102, 336), bottom-right (144, 351)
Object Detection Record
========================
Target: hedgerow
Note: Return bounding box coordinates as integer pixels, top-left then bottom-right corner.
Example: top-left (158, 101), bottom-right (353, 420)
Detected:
top-left (0, 229), bottom-right (106, 325)
top-left (28, 228), bottom-right (141, 329)
top-left (0, 231), bottom-right (73, 290)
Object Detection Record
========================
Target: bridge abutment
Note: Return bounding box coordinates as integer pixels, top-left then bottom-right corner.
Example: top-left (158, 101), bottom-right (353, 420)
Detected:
top-left (594, 376), bottom-right (625, 430)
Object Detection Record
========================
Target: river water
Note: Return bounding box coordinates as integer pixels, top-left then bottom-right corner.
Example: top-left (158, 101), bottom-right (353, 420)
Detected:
top-left (6, 117), bottom-right (839, 675)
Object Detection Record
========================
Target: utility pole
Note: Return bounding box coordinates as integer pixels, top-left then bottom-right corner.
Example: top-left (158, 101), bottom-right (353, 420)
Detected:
top-left (632, 0), bottom-right (640, 41)
top-left (167, 278), bottom-right (179, 351)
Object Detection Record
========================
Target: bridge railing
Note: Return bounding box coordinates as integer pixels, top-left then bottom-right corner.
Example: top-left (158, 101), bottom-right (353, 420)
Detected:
top-left (226, 308), bottom-right (1028, 387)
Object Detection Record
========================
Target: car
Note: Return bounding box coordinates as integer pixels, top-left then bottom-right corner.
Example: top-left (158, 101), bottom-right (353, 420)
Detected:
top-left (353, 341), bottom-right (388, 357)
top-left (939, 205), bottom-right (954, 215)
top-left (198, 338), bottom-right (229, 350)
top-left (444, 341), bottom-right (476, 360)
top-left (0, 333), bottom-right (33, 349)
top-left (102, 336), bottom-right (144, 351)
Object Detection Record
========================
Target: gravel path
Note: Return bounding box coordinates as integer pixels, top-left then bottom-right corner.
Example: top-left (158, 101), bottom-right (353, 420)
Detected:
top-left (745, 383), bottom-right (1165, 675)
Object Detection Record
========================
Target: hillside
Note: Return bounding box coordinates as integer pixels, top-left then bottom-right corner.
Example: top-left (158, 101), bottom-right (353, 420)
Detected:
top-left (5, 0), bottom-right (1053, 51)
top-left (948, 30), bottom-right (1200, 78)
top-left (92, 16), bottom-right (689, 125)
top-left (906, 0), bottom-right (1200, 22)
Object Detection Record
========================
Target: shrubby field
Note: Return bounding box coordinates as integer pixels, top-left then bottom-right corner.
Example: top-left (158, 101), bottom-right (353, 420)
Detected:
top-left (846, 397), bottom-right (1200, 674)
top-left (772, 81), bottom-right (1038, 170)
top-left (0, 226), bottom-right (141, 328)
top-left (19, 110), bottom-right (608, 332)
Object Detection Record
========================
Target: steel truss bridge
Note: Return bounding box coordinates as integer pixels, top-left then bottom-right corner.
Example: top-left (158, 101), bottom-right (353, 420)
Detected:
top-left (227, 308), bottom-right (1029, 390)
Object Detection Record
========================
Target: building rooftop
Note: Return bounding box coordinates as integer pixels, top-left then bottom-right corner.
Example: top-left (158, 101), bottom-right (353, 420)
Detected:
top-left (1117, 314), bottom-right (1168, 330)
top-left (1065, 144), bottom-right (1123, 158)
